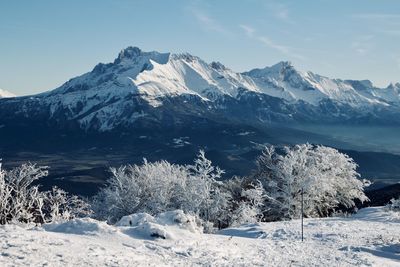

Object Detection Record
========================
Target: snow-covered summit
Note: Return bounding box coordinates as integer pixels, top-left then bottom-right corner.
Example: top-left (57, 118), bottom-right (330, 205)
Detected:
top-left (0, 88), bottom-right (16, 98)
top-left (115, 46), bottom-right (144, 63)
top-left (243, 61), bottom-right (392, 106)
top-left (133, 51), bottom-right (258, 99)
top-left (243, 61), bottom-right (293, 77)
top-left (346, 80), bottom-right (400, 104)
top-left (113, 46), bottom-right (170, 65)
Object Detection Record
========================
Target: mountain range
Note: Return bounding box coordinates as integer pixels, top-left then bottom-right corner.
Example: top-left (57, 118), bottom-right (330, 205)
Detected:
top-left (1, 46), bottom-right (400, 195)
top-left (0, 46), bottom-right (399, 133)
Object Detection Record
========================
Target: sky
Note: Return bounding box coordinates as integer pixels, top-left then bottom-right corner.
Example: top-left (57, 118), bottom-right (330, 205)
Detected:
top-left (1, 0), bottom-right (400, 96)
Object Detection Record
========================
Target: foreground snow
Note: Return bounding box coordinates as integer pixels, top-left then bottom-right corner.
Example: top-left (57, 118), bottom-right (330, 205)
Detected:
top-left (0, 208), bottom-right (399, 266)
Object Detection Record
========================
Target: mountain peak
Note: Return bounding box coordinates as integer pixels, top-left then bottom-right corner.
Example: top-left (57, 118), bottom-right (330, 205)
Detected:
top-left (271, 61), bottom-right (293, 70)
top-left (115, 46), bottom-right (143, 63)
top-left (387, 82), bottom-right (400, 90)
top-left (360, 80), bottom-right (373, 87)
top-left (345, 80), bottom-right (374, 91)
top-left (170, 53), bottom-right (200, 63)
top-left (243, 61), bottom-right (297, 79)
top-left (113, 46), bottom-right (170, 65)
top-left (270, 61), bottom-right (297, 79)
top-left (0, 88), bottom-right (16, 98)
top-left (210, 61), bottom-right (226, 71)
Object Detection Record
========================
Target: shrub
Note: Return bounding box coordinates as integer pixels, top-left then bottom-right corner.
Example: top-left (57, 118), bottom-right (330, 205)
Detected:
top-left (385, 197), bottom-right (400, 212)
top-left (93, 151), bottom-right (242, 229)
top-left (0, 162), bottom-right (91, 225)
top-left (223, 177), bottom-right (265, 226)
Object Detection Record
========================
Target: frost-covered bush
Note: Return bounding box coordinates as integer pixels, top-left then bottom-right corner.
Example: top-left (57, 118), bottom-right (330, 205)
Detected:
top-left (385, 198), bottom-right (400, 212)
top-left (253, 144), bottom-right (370, 221)
top-left (223, 177), bottom-right (265, 226)
top-left (92, 150), bottom-right (256, 230)
top-left (92, 159), bottom-right (192, 222)
top-left (43, 187), bottom-right (92, 223)
top-left (0, 162), bottom-right (91, 225)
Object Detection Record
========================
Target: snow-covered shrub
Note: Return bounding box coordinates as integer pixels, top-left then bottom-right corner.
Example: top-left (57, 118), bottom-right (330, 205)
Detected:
top-left (253, 144), bottom-right (370, 221)
top-left (92, 150), bottom-right (233, 230)
top-left (92, 159), bottom-right (191, 222)
top-left (0, 163), bottom-right (49, 224)
top-left (222, 177), bottom-right (265, 227)
top-left (385, 198), bottom-right (400, 212)
top-left (235, 181), bottom-right (265, 224)
top-left (44, 187), bottom-right (92, 222)
top-left (0, 162), bottom-right (91, 225)
top-left (0, 164), bottom-right (12, 224)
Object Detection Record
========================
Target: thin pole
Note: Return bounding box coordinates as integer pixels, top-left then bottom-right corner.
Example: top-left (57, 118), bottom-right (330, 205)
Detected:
top-left (301, 187), bottom-right (304, 242)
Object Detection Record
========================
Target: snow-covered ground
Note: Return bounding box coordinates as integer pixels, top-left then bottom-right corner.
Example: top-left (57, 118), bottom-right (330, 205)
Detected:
top-left (0, 207), bottom-right (399, 267)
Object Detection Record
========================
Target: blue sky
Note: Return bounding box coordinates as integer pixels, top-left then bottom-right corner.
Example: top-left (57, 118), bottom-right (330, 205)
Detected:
top-left (1, 0), bottom-right (400, 95)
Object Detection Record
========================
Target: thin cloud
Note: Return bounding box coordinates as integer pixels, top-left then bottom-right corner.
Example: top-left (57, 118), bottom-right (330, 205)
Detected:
top-left (191, 9), bottom-right (230, 35)
top-left (239, 24), bottom-right (305, 60)
top-left (239, 24), bottom-right (255, 37)
top-left (351, 35), bottom-right (374, 55)
top-left (257, 36), bottom-right (290, 55)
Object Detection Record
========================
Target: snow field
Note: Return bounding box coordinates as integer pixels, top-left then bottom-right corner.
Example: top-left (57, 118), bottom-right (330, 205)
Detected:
top-left (0, 207), bottom-right (399, 267)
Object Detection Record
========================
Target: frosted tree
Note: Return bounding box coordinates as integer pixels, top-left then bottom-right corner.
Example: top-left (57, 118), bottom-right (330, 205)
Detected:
top-left (309, 145), bottom-right (370, 216)
top-left (254, 144), bottom-right (370, 220)
top-left (187, 150), bottom-right (225, 222)
top-left (253, 146), bottom-right (292, 221)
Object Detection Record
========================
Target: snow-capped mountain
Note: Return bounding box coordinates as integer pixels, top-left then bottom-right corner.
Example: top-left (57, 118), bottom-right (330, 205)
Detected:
top-left (0, 46), bottom-right (399, 133)
top-left (45, 47), bottom-right (400, 109)
top-left (243, 62), bottom-right (392, 106)
top-left (346, 80), bottom-right (400, 104)
top-left (0, 89), bottom-right (16, 98)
